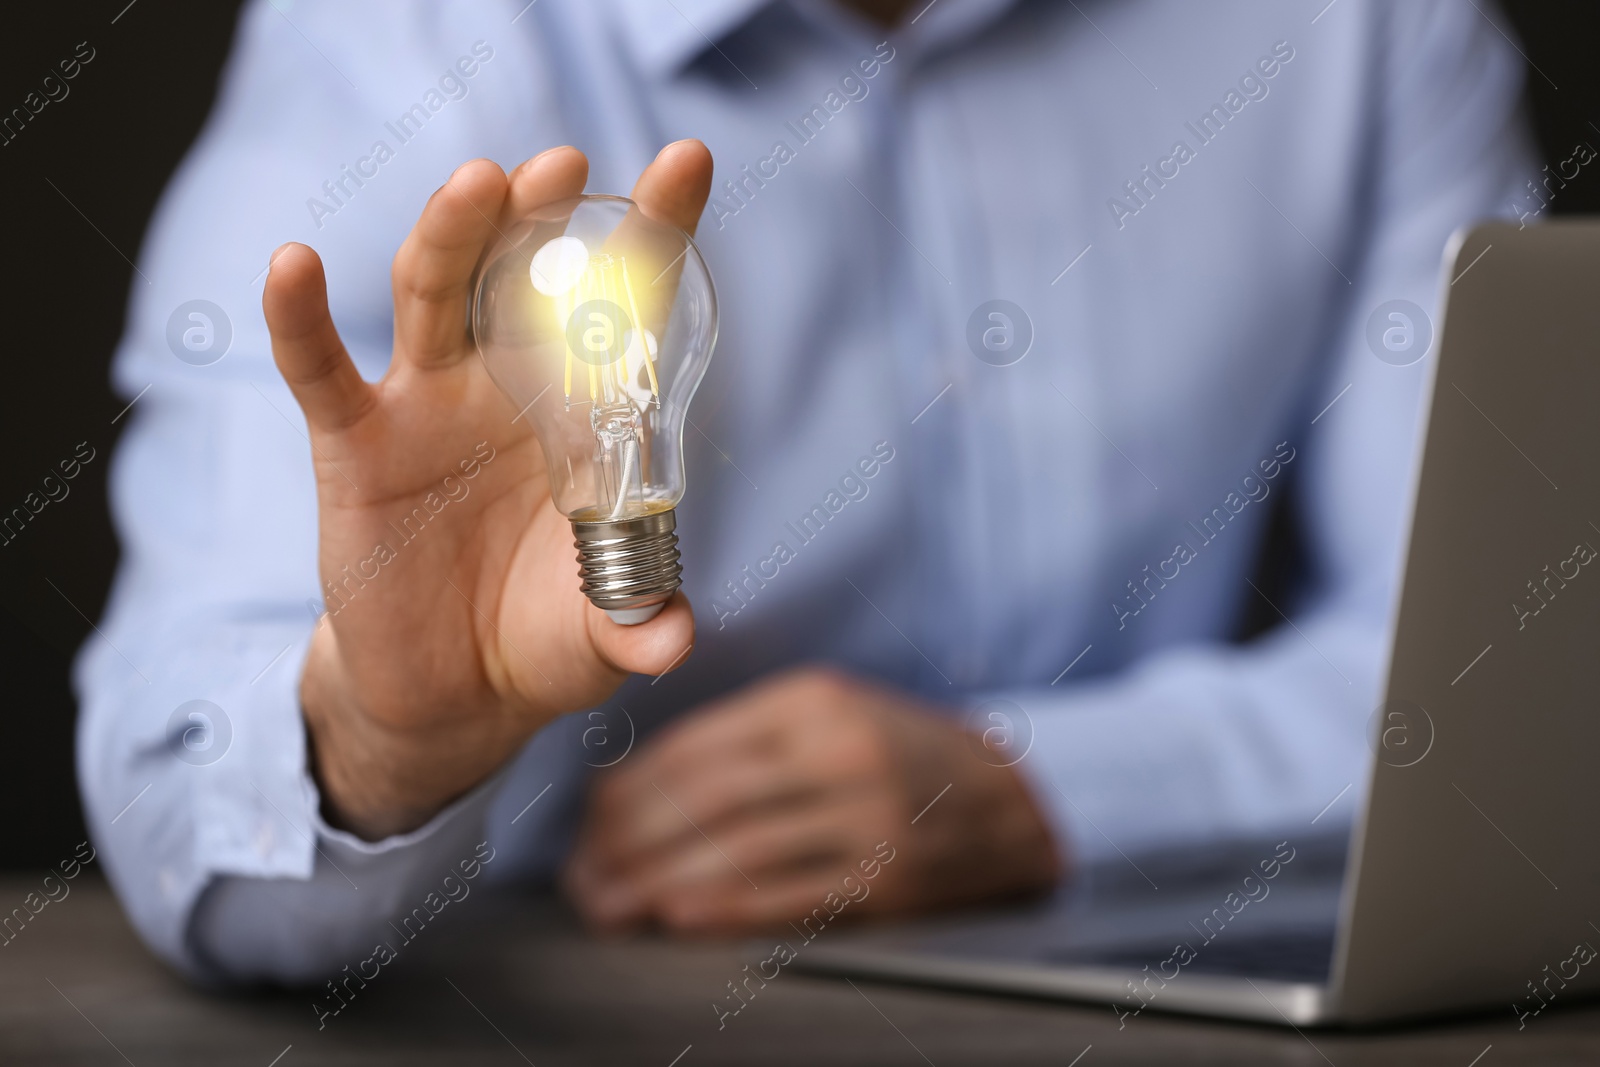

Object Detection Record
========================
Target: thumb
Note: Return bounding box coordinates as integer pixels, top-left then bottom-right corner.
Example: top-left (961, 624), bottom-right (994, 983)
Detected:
top-left (630, 138), bottom-right (714, 237)
top-left (587, 592), bottom-right (696, 679)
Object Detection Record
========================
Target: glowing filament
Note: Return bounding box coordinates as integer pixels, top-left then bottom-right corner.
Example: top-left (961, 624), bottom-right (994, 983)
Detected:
top-left (554, 252), bottom-right (661, 410)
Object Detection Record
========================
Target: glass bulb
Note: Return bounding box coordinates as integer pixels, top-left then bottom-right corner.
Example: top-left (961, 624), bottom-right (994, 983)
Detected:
top-left (471, 194), bottom-right (717, 623)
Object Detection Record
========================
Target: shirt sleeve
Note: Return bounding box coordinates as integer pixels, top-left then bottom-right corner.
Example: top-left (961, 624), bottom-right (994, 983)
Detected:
top-left (1009, 0), bottom-right (1540, 866)
top-left (73, 0), bottom-right (552, 982)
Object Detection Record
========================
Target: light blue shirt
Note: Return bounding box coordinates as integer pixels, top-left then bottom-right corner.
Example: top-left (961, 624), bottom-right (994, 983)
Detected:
top-left (77, 0), bottom-right (1534, 981)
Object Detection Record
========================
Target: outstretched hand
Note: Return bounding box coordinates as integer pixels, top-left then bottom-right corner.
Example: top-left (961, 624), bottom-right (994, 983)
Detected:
top-left (262, 142), bottom-right (713, 839)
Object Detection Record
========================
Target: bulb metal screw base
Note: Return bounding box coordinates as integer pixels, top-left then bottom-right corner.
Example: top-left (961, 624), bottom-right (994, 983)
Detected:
top-left (572, 508), bottom-right (682, 625)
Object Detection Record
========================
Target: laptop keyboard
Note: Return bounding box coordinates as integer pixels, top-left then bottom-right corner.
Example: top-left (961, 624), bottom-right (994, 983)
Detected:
top-left (1051, 928), bottom-right (1336, 984)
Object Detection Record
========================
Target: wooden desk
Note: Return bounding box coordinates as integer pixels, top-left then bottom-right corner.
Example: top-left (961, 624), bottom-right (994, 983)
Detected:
top-left (2, 875), bottom-right (1593, 1065)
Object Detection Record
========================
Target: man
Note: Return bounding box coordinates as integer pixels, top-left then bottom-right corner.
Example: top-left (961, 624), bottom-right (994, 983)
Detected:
top-left (78, 0), bottom-right (1533, 981)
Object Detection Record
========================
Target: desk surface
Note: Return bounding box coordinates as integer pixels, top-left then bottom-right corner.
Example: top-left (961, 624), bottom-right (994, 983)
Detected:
top-left (2, 876), bottom-right (1595, 1066)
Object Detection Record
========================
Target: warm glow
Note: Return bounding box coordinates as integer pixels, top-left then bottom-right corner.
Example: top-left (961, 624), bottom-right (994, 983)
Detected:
top-left (529, 235), bottom-right (589, 297)
top-left (551, 251), bottom-right (661, 410)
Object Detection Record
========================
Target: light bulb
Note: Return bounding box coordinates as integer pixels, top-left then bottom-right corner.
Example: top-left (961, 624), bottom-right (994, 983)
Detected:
top-left (471, 194), bottom-right (717, 624)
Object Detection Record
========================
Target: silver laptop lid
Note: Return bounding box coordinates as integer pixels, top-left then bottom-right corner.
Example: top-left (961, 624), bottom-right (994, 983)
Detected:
top-left (1333, 219), bottom-right (1600, 1024)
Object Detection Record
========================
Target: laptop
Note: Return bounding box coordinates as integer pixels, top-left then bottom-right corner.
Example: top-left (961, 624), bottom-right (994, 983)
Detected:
top-left (794, 220), bottom-right (1600, 1026)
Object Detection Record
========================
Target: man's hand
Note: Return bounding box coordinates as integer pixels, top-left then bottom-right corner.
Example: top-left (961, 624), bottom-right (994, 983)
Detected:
top-left (563, 668), bottom-right (1063, 933)
top-left (262, 142), bottom-right (714, 840)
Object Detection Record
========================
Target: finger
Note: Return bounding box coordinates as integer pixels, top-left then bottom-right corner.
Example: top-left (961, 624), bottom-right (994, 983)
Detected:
top-left (391, 158), bottom-right (509, 368)
top-left (586, 706), bottom-right (783, 851)
top-left (629, 800), bottom-right (867, 930)
top-left (629, 138), bottom-right (714, 237)
top-left (262, 243), bottom-right (374, 433)
top-left (503, 144), bottom-right (589, 222)
top-left (601, 668), bottom-right (893, 834)
top-left (565, 868), bottom-right (645, 934)
top-left (593, 754), bottom-right (818, 870)
top-left (565, 822), bottom-right (658, 933)
top-left (649, 691), bottom-right (786, 772)
top-left (586, 590), bottom-right (696, 679)
top-left (581, 757), bottom-right (787, 880)
top-left (564, 795), bottom-right (641, 931)
top-left (606, 687), bottom-right (785, 801)
top-left (563, 844), bottom-right (640, 934)
top-left (604, 140), bottom-right (715, 336)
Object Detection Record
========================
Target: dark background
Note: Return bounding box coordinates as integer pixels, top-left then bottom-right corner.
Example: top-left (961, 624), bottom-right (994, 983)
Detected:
top-left (1, 0), bottom-right (1597, 869)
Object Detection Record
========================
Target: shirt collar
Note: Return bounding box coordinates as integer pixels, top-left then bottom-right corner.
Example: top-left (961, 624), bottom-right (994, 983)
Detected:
top-left (609, 0), bottom-right (1026, 80)
top-left (610, 0), bottom-right (778, 79)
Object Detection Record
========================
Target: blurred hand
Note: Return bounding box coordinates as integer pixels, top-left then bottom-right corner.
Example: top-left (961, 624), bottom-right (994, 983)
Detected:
top-left (563, 667), bottom-right (1063, 934)
top-left (262, 142), bottom-right (714, 839)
